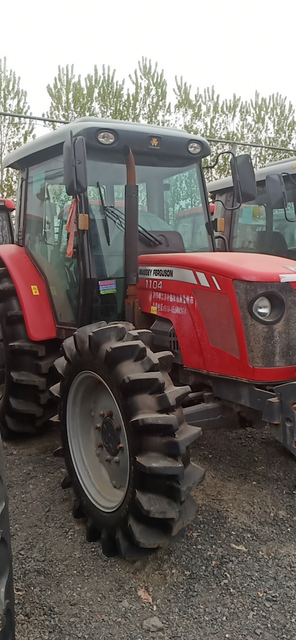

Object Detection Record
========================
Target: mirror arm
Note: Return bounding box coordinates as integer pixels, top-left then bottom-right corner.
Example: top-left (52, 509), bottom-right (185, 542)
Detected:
top-left (214, 197), bottom-right (242, 212)
top-left (215, 234), bottom-right (229, 251)
top-left (204, 150), bottom-right (235, 171)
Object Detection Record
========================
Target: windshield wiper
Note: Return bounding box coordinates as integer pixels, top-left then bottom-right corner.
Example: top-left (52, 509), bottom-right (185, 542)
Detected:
top-left (106, 205), bottom-right (162, 246)
top-left (96, 182), bottom-right (110, 246)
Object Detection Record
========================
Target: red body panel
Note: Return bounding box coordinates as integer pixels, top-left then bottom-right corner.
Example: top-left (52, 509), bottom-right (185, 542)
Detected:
top-left (0, 245), bottom-right (56, 341)
top-left (138, 252), bottom-right (296, 383)
top-left (0, 199), bottom-right (15, 212)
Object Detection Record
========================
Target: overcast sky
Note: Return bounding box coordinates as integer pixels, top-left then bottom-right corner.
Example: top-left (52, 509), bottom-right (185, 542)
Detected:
top-left (0, 0), bottom-right (294, 133)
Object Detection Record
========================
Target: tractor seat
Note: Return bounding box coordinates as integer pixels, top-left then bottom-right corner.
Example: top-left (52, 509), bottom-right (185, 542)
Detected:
top-left (254, 231), bottom-right (288, 258)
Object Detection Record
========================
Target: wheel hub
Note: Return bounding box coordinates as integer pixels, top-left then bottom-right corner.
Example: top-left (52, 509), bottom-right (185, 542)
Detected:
top-left (67, 370), bottom-right (129, 512)
top-left (101, 416), bottom-right (120, 456)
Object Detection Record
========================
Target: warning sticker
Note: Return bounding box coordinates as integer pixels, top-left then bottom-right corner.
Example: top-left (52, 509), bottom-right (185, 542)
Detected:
top-left (99, 279), bottom-right (117, 295)
top-left (31, 285), bottom-right (39, 296)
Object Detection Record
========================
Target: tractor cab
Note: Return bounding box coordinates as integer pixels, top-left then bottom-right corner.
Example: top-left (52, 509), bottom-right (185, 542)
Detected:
top-left (208, 156), bottom-right (296, 259)
top-left (3, 120), bottom-right (216, 330)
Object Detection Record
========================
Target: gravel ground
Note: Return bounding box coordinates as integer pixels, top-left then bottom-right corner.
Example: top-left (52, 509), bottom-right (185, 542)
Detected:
top-left (3, 423), bottom-right (296, 640)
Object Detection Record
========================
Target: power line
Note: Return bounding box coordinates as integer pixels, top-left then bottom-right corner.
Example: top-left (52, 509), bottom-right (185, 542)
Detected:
top-left (0, 111), bottom-right (68, 125)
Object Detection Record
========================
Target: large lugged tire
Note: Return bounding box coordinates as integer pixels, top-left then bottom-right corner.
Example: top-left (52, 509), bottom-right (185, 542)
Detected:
top-left (0, 266), bottom-right (60, 439)
top-left (0, 438), bottom-right (15, 640)
top-left (54, 322), bottom-right (204, 559)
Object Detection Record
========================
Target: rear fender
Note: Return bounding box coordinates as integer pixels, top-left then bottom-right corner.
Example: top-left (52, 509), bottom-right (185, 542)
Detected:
top-left (0, 245), bottom-right (56, 341)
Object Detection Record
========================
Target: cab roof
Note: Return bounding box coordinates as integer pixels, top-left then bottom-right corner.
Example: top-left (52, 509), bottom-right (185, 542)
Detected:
top-left (207, 156), bottom-right (296, 194)
top-left (4, 117), bottom-right (211, 170)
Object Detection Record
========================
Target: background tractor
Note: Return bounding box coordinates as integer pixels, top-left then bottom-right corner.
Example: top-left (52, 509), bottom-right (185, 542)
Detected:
top-left (0, 199), bottom-right (14, 246)
top-left (208, 156), bottom-right (296, 258)
top-left (2, 117), bottom-right (295, 560)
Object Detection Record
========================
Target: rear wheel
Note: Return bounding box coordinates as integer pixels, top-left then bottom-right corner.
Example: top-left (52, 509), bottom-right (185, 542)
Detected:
top-left (0, 437), bottom-right (15, 640)
top-left (54, 322), bottom-right (204, 559)
top-left (0, 266), bottom-right (60, 439)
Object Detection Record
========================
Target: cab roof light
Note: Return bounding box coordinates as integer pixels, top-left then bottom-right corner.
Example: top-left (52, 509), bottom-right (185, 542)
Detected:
top-left (188, 141), bottom-right (202, 155)
top-left (97, 130), bottom-right (116, 145)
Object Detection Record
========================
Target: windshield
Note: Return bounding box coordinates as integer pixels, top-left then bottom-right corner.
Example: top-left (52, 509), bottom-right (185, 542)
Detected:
top-left (85, 157), bottom-right (211, 259)
top-left (216, 176), bottom-right (296, 259)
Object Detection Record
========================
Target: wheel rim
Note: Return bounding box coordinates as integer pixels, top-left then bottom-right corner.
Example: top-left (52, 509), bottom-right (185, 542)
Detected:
top-left (67, 371), bottom-right (130, 512)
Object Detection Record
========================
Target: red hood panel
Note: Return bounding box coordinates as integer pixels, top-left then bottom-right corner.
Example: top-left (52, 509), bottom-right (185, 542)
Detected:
top-left (139, 252), bottom-right (296, 282)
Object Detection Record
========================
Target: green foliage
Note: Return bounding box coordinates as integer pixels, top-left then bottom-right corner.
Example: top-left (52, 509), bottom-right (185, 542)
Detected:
top-left (44, 58), bottom-right (171, 126)
top-left (126, 58), bottom-right (171, 125)
top-left (43, 65), bottom-right (86, 127)
top-left (2, 57), bottom-right (296, 194)
top-left (0, 58), bottom-right (34, 197)
top-left (174, 81), bottom-right (296, 179)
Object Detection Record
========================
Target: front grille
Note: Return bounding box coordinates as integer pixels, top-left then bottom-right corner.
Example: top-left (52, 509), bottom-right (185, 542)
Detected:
top-left (234, 280), bottom-right (296, 368)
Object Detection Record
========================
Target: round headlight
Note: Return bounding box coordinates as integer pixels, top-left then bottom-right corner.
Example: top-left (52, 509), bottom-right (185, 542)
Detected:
top-left (188, 141), bottom-right (202, 155)
top-left (252, 296), bottom-right (272, 320)
top-left (97, 130), bottom-right (115, 145)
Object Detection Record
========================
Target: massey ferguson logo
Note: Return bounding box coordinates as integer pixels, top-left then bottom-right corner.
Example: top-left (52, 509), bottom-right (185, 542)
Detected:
top-left (139, 267), bottom-right (174, 278)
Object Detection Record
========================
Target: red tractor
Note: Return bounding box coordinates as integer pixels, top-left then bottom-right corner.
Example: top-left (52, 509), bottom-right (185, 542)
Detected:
top-left (1, 118), bottom-right (293, 559)
top-left (0, 199), bottom-right (14, 245)
top-left (207, 156), bottom-right (296, 258)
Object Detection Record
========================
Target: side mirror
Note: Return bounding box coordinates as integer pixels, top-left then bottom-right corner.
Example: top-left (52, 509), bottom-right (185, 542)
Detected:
top-left (230, 154), bottom-right (257, 204)
top-left (63, 134), bottom-right (87, 196)
top-left (266, 173), bottom-right (287, 209)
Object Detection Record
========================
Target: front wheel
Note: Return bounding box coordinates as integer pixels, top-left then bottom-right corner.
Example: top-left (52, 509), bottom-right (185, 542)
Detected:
top-left (54, 322), bottom-right (205, 559)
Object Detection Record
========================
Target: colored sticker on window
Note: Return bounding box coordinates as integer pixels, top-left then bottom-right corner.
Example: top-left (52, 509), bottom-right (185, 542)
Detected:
top-left (99, 279), bottom-right (116, 295)
top-left (31, 285), bottom-right (39, 295)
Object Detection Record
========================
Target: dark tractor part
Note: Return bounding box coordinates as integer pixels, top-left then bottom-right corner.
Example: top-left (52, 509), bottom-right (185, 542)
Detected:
top-left (54, 322), bottom-right (204, 559)
top-left (0, 437), bottom-right (15, 640)
top-left (0, 266), bottom-right (60, 439)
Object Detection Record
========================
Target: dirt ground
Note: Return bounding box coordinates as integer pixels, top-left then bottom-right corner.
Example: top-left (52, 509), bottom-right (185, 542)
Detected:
top-left (4, 423), bottom-right (296, 640)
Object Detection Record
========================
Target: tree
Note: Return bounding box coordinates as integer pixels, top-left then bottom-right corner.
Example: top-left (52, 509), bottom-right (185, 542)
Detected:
top-left (174, 80), bottom-right (296, 179)
top-left (126, 58), bottom-right (171, 125)
top-left (85, 65), bottom-right (126, 119)
top-left (45, 59), bottom-right (171, 127)
top-left (0, 58), bottom-right (34, 197)
top-left (43, 65), bottom-right (87, 127)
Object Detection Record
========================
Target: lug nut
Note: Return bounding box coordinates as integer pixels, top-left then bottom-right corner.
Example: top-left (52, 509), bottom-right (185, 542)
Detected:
top-left (117, 444), bottom-right (124, 451)
top-left (106, 410), bottom-right (113, 418)
top-left (97, 442), bottom-right (103, 448)
top-left (105, 456), bottom-right (111, 463)
top-left (114, 457), bottom-right (120, 463)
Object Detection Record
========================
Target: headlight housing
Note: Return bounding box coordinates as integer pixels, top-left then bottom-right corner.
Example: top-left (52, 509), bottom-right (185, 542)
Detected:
top-left (248, 292), bottom-right (285, 324)
top-left (252, 296), bottom-right (271, 320)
